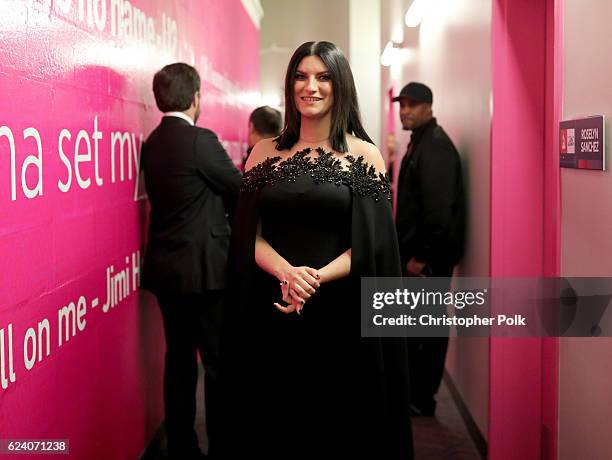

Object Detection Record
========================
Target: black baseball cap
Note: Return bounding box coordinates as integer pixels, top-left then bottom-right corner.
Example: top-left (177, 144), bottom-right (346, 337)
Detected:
top-left (392, 82), bottom-right (433, 104)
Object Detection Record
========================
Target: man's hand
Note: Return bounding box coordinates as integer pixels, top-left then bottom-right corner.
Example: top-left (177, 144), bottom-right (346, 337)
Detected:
top-left (407, 257), bottom-right (427, 277)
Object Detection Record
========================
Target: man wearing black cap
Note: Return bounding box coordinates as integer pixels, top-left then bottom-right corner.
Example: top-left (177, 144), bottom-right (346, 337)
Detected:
top-left (394, 82), bottom-right (465, 416)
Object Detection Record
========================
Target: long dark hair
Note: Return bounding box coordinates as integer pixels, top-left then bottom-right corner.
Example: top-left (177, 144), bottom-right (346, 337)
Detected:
top-left (275, 41), bottom-right (373, 153)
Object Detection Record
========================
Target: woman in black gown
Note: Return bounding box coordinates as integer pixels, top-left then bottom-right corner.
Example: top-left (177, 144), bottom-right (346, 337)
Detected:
top-left (221, 41), bottom-right (413, 459)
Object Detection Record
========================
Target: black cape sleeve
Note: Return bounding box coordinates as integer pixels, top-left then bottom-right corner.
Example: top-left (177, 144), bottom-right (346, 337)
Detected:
top-left (217, 185), bottom-right (262, 457)
top-left (351, 177), bottom-right (414, 459)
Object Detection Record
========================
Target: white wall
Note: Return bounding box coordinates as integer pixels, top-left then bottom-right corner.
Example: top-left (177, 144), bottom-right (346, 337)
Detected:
top-left (559, 1), bottom-right (612, 458)
top-left (349, 0), bottom-right (381, 146)
top-left (381, 0), bottom-right (492, 438)
top-left (260, 0), bottom-right (350, 112)
top-left (260, 0), bottom-right (382, 147)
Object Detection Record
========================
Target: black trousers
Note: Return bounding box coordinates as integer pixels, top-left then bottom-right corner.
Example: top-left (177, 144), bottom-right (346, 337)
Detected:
top-left (157, 290), bottom-right (223, 458)
top-left (407, 263), bottom-right (453, 413)
top-left (407, 336), bottom-right (449, 413)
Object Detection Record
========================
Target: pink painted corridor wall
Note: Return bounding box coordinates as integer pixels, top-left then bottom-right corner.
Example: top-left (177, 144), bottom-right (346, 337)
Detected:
top-left (0, 1), bottom-right (259, 459)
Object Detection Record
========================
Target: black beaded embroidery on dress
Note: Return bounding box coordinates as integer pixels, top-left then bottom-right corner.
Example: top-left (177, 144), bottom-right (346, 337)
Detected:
top-left (241, 147), bottom-right (391, 201)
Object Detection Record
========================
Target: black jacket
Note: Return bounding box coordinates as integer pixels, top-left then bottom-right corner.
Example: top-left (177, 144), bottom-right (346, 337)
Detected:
top-left (141, 116), bottom-right (241, 294)
top-left (395, 118), bottom-right (465, 271)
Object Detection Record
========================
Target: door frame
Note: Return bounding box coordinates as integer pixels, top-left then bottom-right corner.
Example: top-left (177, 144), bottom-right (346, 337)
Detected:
top-left (489, 0), bottom-right (563, 458)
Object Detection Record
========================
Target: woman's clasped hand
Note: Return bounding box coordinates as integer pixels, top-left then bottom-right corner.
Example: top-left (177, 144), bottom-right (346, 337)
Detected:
top-left (273, 265), bottom-right (321, 315)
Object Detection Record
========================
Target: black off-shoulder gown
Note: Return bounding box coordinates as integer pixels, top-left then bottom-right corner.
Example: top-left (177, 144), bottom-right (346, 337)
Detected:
top-left (220, 148), bottom-right (413, 459)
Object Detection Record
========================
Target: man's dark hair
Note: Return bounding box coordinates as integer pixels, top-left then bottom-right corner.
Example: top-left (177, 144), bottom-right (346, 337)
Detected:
top-left (250, 106), bottom-right (282, 137)
top-left (276, 41), bottom-right (372, 153)
top-left (152, 63), bottom-right (200, 112)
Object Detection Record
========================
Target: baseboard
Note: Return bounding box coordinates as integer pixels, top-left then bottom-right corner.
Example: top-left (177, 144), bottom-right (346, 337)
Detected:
top-left (443, 370), bottom-right (487, 460)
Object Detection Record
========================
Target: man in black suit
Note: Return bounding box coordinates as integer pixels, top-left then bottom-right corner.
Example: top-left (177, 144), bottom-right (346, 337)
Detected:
top-left (393, 82), bottom-right (465, 416)
top-left (242, 105), bottom-right (282, 170)
top-left (141, 63), bottom-right (241, 459)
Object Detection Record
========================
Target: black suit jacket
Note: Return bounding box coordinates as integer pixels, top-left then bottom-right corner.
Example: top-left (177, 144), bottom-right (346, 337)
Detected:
top-left (141, 116), bottom-right (241, 294)
top-left (395, 118), bottom-right (465, 272)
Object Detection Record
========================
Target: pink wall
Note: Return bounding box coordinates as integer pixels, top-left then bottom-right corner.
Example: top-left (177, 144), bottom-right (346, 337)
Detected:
top-left (490, 0), bottom-right (561, 458)
top-left (381, 0), bottom-right (492, 438)
top-left (0, 1), bottom-right (258, 459)
top-left (559, 0), bottom-right (612, 458)
top-left (490, 0), bottom-right (543, 457)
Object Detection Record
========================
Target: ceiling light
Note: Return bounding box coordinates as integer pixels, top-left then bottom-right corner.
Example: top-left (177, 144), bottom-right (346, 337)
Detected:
top-left (405, 0), bottom-right (427, 27)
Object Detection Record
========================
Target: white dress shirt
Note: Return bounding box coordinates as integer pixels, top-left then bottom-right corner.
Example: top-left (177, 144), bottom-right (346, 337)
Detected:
top-left (164, 111), bottom-right (195, 126)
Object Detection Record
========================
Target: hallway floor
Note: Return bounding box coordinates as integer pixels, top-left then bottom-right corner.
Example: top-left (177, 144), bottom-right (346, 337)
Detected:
top-left (148, 367), bottom-right (484, 459)
top-left (411, 380), bottom-right (484, 460)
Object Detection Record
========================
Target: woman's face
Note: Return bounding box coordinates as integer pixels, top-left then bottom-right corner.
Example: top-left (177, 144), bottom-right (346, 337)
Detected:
top-left (293, 55), bottom-right (334, 120)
